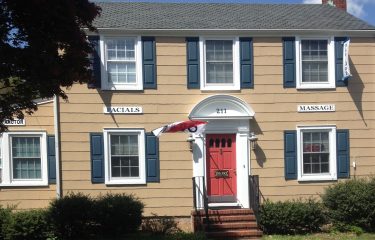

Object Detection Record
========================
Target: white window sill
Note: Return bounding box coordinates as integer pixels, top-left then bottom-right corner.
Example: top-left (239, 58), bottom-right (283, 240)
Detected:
top-left (105, 178), bottom-right (146, 185)
top-left (102, 84), bottom-right (143, 91)
top-left (0, 180), bottom-right (48, 187)
top-left (297, 83), bottom-right (335, 90)
top-left (201, 85), bottom-right (240, 91)
top-left (298, 175), bottom-right (337, 182)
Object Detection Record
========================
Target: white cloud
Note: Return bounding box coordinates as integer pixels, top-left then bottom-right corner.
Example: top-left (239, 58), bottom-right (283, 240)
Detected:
top-left (303, 0), bottom-right (321, 3)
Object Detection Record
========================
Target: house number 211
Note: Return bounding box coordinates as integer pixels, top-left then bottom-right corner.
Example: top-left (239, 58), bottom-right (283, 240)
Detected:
top-left (216, 108), bottom-right (227, 114)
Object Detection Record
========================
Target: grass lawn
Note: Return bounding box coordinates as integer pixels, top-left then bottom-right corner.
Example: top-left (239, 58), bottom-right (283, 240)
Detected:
top-left (262, 233), bottom-right (375, 240)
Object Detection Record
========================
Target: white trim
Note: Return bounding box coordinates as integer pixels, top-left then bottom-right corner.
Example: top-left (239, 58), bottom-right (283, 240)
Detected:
top-left (199, 37), bottom-right (240, 91)
top-left (103, 129), bottom-right (146, 185)
top-left (296, 125), bottom-right (337, 181)
top-left (100, 36), bottom-right (143, 90)
top-left (0, 131), bottom-right (48, 187)
top-left (296, 36), bottom-right (335, 89)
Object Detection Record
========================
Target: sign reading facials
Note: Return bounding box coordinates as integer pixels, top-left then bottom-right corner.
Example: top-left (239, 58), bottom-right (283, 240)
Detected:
top-left (103, 106), bottom-right (143, 114)
top-left (298, 104), bottom-right (335, 113)
top-left (3, 119), bottom-right (25, 126)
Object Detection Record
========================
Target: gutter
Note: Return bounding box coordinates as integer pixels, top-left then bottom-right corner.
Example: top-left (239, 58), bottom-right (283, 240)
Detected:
top-left (53, 95), bottom-right (62, 198)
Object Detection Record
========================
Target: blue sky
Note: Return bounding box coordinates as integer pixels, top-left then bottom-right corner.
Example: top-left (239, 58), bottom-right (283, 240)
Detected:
top-left (101, 0), bottom-right (375, 26)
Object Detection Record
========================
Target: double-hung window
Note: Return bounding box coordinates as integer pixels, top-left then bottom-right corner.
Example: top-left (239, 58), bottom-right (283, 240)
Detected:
top-left (296, 37), bottom-right (335, 89)
top-left (297, 126), bottom-right (337, 181)
top-left (0, 132), bottom-right (48, 186)
top-left (200, 37), bottom-right (240, 90)
top-left (104, 129), bottom-right (145, 184)
top-left (102, 37), bottom-right (142, 90)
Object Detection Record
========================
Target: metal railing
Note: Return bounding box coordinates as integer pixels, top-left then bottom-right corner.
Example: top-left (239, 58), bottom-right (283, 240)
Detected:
top-left (249, 175), bottom-right (261, 221)
top-left (192, 176), bottom-right (210, 229)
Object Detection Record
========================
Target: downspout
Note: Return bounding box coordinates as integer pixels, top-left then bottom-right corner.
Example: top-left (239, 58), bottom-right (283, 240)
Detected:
top-left (53, 94), bottom-right (62, 198)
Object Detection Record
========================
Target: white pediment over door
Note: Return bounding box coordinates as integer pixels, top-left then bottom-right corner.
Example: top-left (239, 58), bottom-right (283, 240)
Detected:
top-left (189, 95), bottom-right (255, 120)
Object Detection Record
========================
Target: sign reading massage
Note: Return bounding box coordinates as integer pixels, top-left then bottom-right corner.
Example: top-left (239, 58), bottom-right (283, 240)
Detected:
top-left (3, 119), bottom-right (25, 126)
top-left (103, 106), bottom-right (143, 114)
top-left (298, 104), bottom-right (335, 113)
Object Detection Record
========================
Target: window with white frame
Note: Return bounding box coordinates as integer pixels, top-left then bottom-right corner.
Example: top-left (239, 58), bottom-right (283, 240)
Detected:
top-left (296, 37), bottom-right (335, 89)
top-left (0, 132), bottom-right (48, 186)
top-left (102, 37), bottom-right (142, 90)
top-left (201, 37), bottom-right (240, 90)
top-left (104, 129), bottom-right (145, 184)
top-left (297, 126), bottom-right (337, 181)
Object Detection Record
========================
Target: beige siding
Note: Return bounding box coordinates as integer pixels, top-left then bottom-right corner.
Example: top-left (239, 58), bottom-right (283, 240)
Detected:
top-left (0, 102), bottom-right (56, 209)
top-left (55, 36), bottom-right (375, 217)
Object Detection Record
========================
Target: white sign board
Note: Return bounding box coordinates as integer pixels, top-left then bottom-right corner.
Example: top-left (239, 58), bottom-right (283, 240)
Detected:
top-left (103, 106), bottom-right (143, 114)
top-left (298, 104), bottom-right (335, 113)
top-left (3, 119), bottom-right (25, 126)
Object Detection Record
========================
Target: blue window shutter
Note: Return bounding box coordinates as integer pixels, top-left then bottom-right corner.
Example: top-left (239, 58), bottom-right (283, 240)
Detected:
top-left (240, 38), bottom-right (253, 89)
top-left (87, 35), bottom-right (101, 89)
top-left (146, 132), bottom-right (159, 182)
top-left (47, 135), bottom-right (56, 184)
top-left (142, 37), bottom-right (157, 89)
top-left (186, 37), bottom-right (200, 89)
top-left (337, 129), bottom-right (350, 178)
top-left (284, 130), bottom-right (297, 180)
top-left (90, 133), bottom-right (104, 183)
top-left (335, 37), bottom-right (349, 87)
top-left (283, 37), bottom-right (296, 88)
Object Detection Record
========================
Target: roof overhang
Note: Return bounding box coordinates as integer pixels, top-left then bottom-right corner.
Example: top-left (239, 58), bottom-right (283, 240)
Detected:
top-left (189, 95), bottom-right (255, 120)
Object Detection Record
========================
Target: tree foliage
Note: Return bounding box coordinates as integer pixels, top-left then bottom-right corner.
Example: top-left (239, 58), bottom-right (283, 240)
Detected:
top-left (0, 0), bottom-right (100, 131)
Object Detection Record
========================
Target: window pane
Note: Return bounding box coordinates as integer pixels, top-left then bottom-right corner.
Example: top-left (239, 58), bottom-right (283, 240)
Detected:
top-left (108, 63), bottom-right (136, 84)
top-left (301, 40), bottom-right (328, 83)
top-left (11, 137), bottom-right (42, 180)
top-left (110, 134), bottom-right (139, 178)
top-left (206, 63), bottom-right (233, 83)
top-left (206, 40), bottom-right (233, 84)
top-left (107, 39), bottom-right (135, 61)
top-left (302, 131), bottom-right (330, 174)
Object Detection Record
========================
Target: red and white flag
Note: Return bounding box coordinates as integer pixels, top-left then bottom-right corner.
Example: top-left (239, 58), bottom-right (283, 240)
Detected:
top-left (152, 120), bottom-right (208, 137)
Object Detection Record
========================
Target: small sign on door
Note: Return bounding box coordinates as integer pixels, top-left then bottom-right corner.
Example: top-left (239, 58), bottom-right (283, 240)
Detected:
top-left (215, 170), bottom-right (229, 178)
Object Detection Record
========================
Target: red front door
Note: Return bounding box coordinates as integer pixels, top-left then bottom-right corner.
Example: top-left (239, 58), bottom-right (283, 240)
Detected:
top-left (206, 134), bottom-right (237, 203)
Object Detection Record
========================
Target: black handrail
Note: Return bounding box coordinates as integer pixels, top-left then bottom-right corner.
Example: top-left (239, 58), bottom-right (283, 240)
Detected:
top-left (249, 175), bottom-right (261, 221)
top-left (192, 176), bottom-right (210, 229)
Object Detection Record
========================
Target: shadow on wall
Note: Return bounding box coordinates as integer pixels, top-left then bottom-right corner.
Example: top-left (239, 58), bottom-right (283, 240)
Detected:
top-left (348, 57), bottom-right (366, 127)
top-left (250, 118), bottom-right (266, 168)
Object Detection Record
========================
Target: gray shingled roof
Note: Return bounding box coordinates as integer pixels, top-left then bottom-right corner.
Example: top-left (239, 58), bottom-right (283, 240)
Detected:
top-left (93, 2), bottom-right (375, 31)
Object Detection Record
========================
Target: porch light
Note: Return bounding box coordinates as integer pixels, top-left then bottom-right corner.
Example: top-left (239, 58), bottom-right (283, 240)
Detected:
top-left (187, 134), bottom-right (195, 151)
top-left (248, 132), bottom-right (258, 150)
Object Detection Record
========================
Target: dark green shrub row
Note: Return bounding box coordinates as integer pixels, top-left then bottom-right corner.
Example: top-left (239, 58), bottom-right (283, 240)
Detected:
top-left (322, 177), bottom-right (375, 232)
top-left (0, 193), bottom-right (144, 240)
top-left (259, 198), bottom-right (326, 234)
top-left (260, 177), bottom-right (375, 235)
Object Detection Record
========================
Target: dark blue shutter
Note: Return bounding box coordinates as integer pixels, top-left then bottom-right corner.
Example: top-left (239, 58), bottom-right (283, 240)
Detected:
top-left (142, 37), bottom-right (157, 89)
top-left (337, 129), bottom-right (350, 178)
top-left (283, 37), bottom-right (296, 88)
top-left (90, 133), bottom-right (104, 183)
top-left (87, 35), bottom-right (101, 89)
top-left (284, 131), bottom-right (297, 180)
top-left (335, 37), bottom-right (349, 87)
top-left (240, 38), bottom-right (253, 89)
top-left (47, 135), bottom-right (56, 184)
top-left (186, 37), bottom-right (200, 89)
top-left (146, 132), bottom-right (159, 182)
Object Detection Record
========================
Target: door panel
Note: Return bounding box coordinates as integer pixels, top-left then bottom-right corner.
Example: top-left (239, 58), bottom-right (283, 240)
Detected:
top-left (206, 134), bottom-right (237, 203)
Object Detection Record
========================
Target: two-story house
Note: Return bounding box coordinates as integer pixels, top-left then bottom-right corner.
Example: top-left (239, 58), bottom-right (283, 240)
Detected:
top-left (1, 0), bottom-right (374, 236)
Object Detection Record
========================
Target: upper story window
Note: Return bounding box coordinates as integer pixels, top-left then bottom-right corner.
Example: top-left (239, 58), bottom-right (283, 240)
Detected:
top-left (200, 37), bottom-right (240, 91)
top-left (101, 36), bottom-right (143, 90)
top-left (104, 129), bottom-right (146, 185)
top-left (296, 37), bottom-right (335, 89)
top-left (0, 132), bottom-right (48, 186)
top-left (297, 126), bottom-right (337, 181)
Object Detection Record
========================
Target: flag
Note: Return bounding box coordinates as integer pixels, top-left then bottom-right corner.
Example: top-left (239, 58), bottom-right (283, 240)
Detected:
top-left (343, 38), bottom-right (351, 80)
top-left (152, 120), bottom-right (207, 137)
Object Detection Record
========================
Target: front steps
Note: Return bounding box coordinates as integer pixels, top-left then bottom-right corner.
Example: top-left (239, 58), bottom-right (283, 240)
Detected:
top-left (192, 208), bottom-right (263, 239)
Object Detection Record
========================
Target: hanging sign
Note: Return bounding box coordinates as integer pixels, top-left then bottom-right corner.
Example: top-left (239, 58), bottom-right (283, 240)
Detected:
top-left (3, 119), bottom-right (25, 126)
top-left (343, 38), bottom-right (351, 80)
top-left (298, 104), bottom-right (335, 112)
top-left (103, 106), bottom-right (143, 114)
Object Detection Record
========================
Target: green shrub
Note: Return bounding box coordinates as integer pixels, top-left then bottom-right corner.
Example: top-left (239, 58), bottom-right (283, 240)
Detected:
top-left (142, 214), bottom-right (180, 235)
top-left (94, 193), bottom-right (144, 237)
top-left (259, 198), bottom-right (326, 234)
top-left (0, 206), bottom-right (12, 240)
top-left (322, 177), bottom-right (375, 232)
top-left (48, 192), bottom-right (94, 239)
top-left (2, 209), bottom-right (53, 240)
